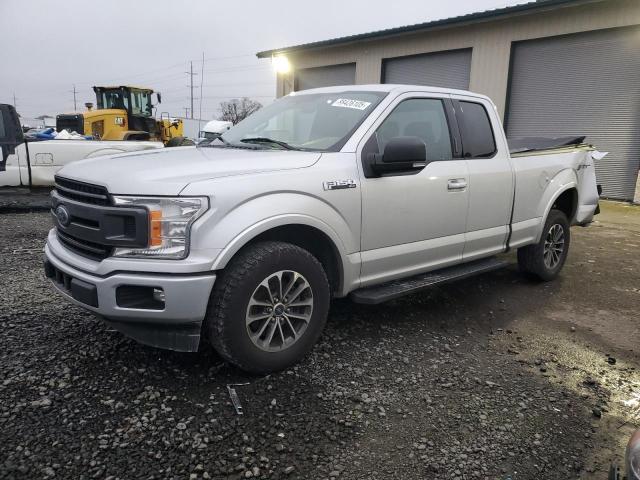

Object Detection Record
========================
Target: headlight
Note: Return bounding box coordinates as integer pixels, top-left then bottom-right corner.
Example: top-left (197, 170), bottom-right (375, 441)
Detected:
top-left (111, 196), bottom-right (208, 259)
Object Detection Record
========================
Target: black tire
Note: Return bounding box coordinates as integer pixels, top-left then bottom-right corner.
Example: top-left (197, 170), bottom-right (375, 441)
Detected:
top-left (517, 208), bottom-right (570, 281)
top-left (165, 136), bottom-right (195, 147)
top-left (206, 241), bottom-right (330, 374)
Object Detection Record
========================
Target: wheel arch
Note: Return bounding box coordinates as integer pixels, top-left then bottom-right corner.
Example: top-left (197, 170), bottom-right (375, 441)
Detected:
top-left (535, 173), bottom-right (578, 243)
top-left (551, 188), bottom-right (578, 222)
top-left (209, 215), bottom-right (354, 297)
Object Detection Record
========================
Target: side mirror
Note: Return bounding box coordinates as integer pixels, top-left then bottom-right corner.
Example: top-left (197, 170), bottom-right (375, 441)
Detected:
top-left (364, 136), bottom-right (427, 177)
top-left (0, 104), bottom-right (24, 172)
top-left (382, 136), bottom-right (426, 164)
top-left (156, 92), bottom-right (162, 104)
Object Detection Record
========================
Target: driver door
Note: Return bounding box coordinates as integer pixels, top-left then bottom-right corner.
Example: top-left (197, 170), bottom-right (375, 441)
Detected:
top-left (357, 93), bottom-right (469, 286)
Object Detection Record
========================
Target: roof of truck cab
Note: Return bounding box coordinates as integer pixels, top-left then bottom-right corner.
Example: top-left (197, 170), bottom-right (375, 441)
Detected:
top-left (291, 84), bottom-right (491, 100)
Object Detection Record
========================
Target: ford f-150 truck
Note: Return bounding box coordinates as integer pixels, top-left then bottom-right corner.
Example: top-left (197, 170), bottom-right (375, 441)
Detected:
top-left (39, 85), bottom-right (600, 373)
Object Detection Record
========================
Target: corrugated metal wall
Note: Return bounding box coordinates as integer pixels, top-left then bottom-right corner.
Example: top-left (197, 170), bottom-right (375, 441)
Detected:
top-left (382, 49), bottom-right (472, 90)
top-left (294, 63), bottom-right (356, 91)
top-left (506, 27), bottom-right (640, 200)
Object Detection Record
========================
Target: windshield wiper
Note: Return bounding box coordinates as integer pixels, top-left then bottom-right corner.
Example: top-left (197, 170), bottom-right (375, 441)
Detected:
top-left (239, 137), bottom-right (298, 150)
top-left (200, 135), bottom-right (249, 149)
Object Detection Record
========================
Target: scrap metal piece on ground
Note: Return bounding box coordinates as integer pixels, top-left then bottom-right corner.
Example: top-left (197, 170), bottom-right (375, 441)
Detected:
top-left (227, 383), bottom-right (249, 415)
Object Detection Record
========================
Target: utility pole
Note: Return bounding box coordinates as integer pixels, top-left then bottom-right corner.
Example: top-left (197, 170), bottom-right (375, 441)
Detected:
top-left (190, 62), bottom-right (194, 120)
top-left (185, 61), bottom-right (198, 119)
top-left (70, 84), bottom-right (78, 111)
top-left (12, 92), bottom-right (17, 109)
top-left (183, 107), bottom-right (190, 118)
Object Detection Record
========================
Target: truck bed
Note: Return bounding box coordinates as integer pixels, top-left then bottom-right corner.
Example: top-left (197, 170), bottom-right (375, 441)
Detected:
top-left (508, 135), bottom-right (587, 155)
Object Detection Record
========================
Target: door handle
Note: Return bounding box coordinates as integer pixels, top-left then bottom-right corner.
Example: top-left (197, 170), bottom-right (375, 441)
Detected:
top-left (447, 178), bottom-right (467, 191)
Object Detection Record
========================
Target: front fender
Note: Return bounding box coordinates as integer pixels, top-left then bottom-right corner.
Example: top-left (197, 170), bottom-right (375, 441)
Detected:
top-left (192, 192), bottom-right (361, 293)
top-left (534, 168), bottom-right (578, 242)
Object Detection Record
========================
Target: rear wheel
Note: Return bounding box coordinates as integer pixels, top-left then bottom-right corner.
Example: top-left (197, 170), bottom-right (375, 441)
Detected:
top-left (517, 209), bottom-right (570, 281)
top-left (206, 241), bottom-right (330, 373)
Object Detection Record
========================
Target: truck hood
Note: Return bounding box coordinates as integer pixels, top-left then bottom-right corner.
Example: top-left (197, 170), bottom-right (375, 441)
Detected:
top-left (56, 146), bottom-right (322, 195)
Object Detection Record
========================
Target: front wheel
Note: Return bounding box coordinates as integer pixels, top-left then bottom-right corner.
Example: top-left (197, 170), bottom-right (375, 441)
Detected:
top-left (206, 241), bottom-right (330, 374)
top-left (517, 208), bottom-right (571, 281)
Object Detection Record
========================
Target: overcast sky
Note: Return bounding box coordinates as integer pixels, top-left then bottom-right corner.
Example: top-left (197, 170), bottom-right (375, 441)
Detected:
top-left (0, 0), bottom-right (526, 120)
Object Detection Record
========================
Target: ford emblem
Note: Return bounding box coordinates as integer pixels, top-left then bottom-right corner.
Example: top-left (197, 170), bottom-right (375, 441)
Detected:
top-left (55, 205), bottom-right (70, 227)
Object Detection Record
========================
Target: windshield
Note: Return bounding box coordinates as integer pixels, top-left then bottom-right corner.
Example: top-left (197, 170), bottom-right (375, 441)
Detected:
top-left (130, 90), bottom-right (153, 116)
top-left (99, 90), bottom-right (129, 111)
top-left (215, 91), bottom-right (387, 151)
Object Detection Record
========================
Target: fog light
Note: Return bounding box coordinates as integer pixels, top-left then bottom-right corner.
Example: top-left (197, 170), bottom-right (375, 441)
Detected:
top-left (153, 288), bottom-right (165, 303)
top-left (116, 285), bottom-right (165, 310)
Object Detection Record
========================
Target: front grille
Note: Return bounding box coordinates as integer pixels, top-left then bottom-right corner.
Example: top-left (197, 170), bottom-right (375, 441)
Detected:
top-left (52, 177), bottom-right (148, 261)
top-left (57, 229), bottom-right (113, 260)
top-left (54, 176), bottom-right (110, 206)
top-left (54, 177), bottom-right (112, 260)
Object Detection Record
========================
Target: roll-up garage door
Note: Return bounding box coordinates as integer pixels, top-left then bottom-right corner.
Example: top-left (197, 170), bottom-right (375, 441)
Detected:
top-left (382, 49), bottom-right (472, 90)
top-left (506, 27), bottom-right (640, 200)
top-left (295, 63), bottom-right (356, 91)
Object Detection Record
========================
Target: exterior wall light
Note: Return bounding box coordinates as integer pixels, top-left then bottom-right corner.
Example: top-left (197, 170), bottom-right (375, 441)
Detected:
top-left (272, 55), bottom-right (291, 74)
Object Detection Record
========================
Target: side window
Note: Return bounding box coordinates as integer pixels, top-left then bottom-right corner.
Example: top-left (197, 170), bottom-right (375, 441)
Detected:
top-left (375, 98), bottom-right (453, 161)
top-left (458, 101), bottom-right (496, 158)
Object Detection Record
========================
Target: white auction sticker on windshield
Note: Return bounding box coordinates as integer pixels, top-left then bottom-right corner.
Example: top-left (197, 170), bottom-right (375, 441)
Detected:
top-left (331, 98), bottom-right (371, 110)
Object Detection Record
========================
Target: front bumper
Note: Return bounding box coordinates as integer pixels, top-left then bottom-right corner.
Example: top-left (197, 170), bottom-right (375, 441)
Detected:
top-left (44, 243), bottom-right (216, 352)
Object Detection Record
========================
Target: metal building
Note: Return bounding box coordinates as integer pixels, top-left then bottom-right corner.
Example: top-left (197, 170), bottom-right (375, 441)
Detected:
top-left (257, 0), bottom-right (640, 201)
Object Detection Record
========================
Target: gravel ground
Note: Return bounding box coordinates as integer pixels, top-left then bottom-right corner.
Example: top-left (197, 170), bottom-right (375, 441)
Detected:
top-left (1, 202), bottom-right (639, 480)
top-left (0, 189), bottom-right (51, 213)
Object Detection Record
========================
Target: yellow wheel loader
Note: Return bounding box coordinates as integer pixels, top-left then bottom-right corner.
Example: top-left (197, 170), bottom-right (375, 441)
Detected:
top-left (56, 86), bottom-right (194, 146)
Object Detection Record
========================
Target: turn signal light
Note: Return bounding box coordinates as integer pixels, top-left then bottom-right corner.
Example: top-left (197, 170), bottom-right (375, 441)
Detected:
top-left (149, 210), bottom-right (162, 246)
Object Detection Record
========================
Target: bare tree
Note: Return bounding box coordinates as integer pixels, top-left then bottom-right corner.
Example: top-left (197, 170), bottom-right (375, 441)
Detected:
top-left (218, 97), bottom-right (262, 125)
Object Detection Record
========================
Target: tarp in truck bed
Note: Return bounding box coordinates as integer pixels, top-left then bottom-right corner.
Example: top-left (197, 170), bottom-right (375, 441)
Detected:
top-left (508, 136), bottom-right (586, 154)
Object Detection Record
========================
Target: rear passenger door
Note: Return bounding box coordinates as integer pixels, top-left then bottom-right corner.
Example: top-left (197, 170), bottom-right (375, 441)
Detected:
top-left (357, 93), bottom-right (469, 286)
top-left (451, 96), bottom-right (513, 260)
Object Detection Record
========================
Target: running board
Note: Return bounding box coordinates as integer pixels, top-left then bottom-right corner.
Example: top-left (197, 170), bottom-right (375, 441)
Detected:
top-left (350, 257), bottom-right (508, 305)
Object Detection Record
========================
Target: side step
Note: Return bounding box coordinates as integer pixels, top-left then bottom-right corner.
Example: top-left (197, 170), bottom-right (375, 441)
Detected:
top-left (350, 257), bottom-right (508, 305)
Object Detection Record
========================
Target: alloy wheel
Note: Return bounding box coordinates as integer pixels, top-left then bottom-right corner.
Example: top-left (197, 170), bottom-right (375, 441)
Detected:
top-left (245, 270), bottom-right (314, 352)
top-left (543, 223), bottom-right (565, 269)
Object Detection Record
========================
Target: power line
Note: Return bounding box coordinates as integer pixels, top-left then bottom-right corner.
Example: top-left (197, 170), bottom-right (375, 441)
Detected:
top-left (200, 80), bottom-right (275, 88)
top-left (83, 53), bottom-right (259, 87)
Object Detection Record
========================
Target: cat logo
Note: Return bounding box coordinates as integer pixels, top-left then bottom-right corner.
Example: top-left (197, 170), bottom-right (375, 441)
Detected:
top-left (323, 180), bottom-right (357, 191)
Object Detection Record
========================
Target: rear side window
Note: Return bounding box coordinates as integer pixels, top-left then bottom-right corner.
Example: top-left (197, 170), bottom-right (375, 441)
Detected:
top-left (458, 101), bottom-right (496, 158)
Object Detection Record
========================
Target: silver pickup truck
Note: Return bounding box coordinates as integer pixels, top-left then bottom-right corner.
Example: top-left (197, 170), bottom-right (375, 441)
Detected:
top-left (41, 85), bottom-right (600, 373)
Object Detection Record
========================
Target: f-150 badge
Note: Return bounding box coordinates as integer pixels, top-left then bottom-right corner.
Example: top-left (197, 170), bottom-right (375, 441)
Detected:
top-left (323, 180), bottom-right (357, 191)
